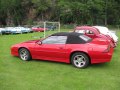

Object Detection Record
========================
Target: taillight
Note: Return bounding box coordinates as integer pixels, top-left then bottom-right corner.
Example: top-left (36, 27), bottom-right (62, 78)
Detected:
top-left (103, 45), bottom-right (110, 53)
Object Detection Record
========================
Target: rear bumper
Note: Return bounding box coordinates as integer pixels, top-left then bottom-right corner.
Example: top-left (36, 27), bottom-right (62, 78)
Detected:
top-left (2, 31), bottom-right (11, 34)
top-left (91, 47), bottom-right (114, 64)
top-left (115, 41), bottom-right (118, 46)
top-left (11, 31), bottom-right (21, 34)
top-left (21, 30), bottom-right (28, 33)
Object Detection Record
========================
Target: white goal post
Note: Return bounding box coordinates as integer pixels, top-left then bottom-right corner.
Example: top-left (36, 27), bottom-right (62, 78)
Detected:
top-left (43, 21), bottom-right (60, 38)
top-left (32, 21), bottom-right (60, 38)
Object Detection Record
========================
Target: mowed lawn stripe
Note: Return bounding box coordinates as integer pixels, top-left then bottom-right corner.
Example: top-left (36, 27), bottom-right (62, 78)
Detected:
top-left (0, 29), bottom-right (120, 90)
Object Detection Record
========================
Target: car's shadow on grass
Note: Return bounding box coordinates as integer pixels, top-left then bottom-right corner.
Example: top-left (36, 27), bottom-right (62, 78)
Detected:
top-left (13, 56), bottom-right (110, 69)
top-left (89, 63), bottom-right (109, 68)
top-left (32, 59), bottom-right (70, 65)
top-left (32, 59), bottom-right (110, 69)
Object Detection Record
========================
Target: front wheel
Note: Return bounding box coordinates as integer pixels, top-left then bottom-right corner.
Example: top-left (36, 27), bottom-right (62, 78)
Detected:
top-left (19, 48), bottom-right (31, 61)
top-left (71, 52), bottom-right (90, 68)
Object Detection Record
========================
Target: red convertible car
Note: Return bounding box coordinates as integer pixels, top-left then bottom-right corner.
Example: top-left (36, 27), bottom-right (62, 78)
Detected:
top-left (74, 26), bottom-right (115, 48)
top-left (11, 32), bottom-right (113, 68)
top-left (32, 26), bottom-right (48, 32)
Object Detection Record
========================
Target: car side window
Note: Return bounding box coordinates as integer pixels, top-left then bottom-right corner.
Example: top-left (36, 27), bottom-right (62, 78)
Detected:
top-left (42, 36), bottom-right (67, 44)
top-left (86, 30), bottom-right (94, 35)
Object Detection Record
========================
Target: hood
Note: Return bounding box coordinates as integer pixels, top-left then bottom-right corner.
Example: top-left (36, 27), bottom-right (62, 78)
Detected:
top-left (11, 40), bottom-right (40, 48)
top-left (23, 40), bottom-right (40, 43)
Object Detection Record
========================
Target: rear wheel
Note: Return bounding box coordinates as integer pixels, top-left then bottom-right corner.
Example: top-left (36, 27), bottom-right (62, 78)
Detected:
top-left (19, 48), bottom-right (31, 61)
top-left (71, 52), bottom-right (89, 68)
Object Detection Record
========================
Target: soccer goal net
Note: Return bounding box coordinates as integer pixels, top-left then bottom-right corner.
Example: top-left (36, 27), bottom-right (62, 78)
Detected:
top-left (32, 21), bottom-right (60, 38)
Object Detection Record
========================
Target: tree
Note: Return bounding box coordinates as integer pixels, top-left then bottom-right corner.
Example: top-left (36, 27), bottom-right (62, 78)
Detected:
top-left (0, 0), bottom-right (120, 26)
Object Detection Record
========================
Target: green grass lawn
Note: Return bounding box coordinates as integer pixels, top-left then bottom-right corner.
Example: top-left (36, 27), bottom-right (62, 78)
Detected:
top-left (0, 29), bottom-right (120, 90)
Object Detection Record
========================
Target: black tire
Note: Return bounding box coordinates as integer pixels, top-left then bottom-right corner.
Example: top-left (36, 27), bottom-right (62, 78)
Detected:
top-left (19, 48), bottom-right (31, 61)
top-left (71, 52), bottom-right (89, 68)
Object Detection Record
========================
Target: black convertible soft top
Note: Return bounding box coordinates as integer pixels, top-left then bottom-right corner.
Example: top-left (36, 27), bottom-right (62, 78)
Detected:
top-left (52, 32), bottom-right (83, 37)
top-left (51, 32), bottom-right (91, 44)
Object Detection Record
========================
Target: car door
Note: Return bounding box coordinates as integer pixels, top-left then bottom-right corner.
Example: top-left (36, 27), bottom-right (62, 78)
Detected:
top-left (33, 36), bottom-right (68, 62)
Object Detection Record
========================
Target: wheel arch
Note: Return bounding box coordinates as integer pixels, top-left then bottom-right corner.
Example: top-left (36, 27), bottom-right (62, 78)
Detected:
top-left (18, 47), bottom-right (29, 51)
top-left (70, 51), bottom-right (91, 63)
top-left (18, 47), bottom-right (32, 58)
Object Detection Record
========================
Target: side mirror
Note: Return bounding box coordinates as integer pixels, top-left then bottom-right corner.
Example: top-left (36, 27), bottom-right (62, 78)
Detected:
top-left (37, 41), bottom-right (42, 45)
